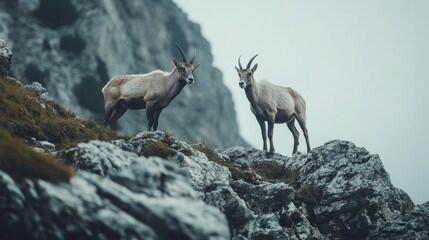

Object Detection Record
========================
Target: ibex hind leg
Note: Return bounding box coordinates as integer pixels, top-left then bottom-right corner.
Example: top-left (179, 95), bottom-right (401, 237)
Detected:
top-left (296, 115), bottom-right (310, 153)
top-left (286, 117), bottom-right (300, 154)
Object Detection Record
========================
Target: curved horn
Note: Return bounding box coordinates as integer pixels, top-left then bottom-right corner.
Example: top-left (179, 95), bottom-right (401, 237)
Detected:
top-left (175, 43), bottom-right (187, 63)
top-left (238, 55), bottom-right (243, 70)
top-left (190, 51), bottom-right (196, 64)
top-left (246, 54), bottom-right (258, 69)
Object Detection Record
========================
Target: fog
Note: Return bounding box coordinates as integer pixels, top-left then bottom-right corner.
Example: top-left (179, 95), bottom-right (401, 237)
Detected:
top-left (175, 0), bottom-right (429, 204)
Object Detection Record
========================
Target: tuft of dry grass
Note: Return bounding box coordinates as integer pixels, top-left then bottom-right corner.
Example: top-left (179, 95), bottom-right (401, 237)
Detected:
top-left (251, 161), bottom-right (300, 185)
top-left (0, 128), bottom-right (74, 183)
top-left (179, 148), bottom-right (193, 156)
top-left (0, 77), bottom-right (122, 149)
top-left (139, 141), bottom-right (177, 159)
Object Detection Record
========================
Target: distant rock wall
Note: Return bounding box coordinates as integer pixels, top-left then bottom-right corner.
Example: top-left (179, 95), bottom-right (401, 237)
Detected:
top-left (0, 0), bottom-right (246, 147)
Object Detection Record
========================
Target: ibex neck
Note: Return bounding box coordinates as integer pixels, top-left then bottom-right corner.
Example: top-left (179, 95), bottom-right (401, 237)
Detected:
top-left (244, 83), bottom-right (259, 109)
top-left (167, 68), bottom-right (187, 100)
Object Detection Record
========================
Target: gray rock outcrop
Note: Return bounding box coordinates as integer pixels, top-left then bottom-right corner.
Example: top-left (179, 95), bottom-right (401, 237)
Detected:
top-left (1, 131), bottom-right (428, 239)
top-left (0, 0), bottom-right (246, 147)
top-left (0, 154), bottom-right (230, 240)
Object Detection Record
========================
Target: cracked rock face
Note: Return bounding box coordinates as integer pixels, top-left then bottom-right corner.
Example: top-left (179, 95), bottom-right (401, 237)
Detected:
top-left (0, 0), bottom-right (246, 147)
top-left (1, 133), bottom-right (428, 240)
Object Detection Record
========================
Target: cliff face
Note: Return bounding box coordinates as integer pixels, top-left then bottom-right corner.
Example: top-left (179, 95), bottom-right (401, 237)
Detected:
top-left (0, 0), bottom-right (246, 147)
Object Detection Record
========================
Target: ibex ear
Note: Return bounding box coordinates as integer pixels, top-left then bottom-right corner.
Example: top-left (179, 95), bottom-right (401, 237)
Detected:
top-left (193, 63), bottom-right (200, 69)
top-left (173, 58), bottom-right (179, 67)
top-left (235, 66), bottom-right (240, 72)
top-left (251, 63), bottom-right (258, 73)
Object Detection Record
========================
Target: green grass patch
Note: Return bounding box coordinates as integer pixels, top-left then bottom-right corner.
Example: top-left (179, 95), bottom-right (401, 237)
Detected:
top-left (0, 77), bottom-right (122, 149)
top-left (0, 128), bottom-right (74, 183)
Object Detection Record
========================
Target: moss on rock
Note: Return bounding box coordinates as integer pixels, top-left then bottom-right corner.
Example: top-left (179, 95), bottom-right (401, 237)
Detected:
top-left (0, 77), bottom-right (122, 149)
top-left (0, 128), bottom-right (74, 183)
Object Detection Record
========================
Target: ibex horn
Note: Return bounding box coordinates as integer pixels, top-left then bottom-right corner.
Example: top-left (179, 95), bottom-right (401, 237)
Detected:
top-left (246, 54), bottom-right (258, 69)
top-left (190, 51), bottom-right (196, 64)
top-left (238, 55), bottom-right (243, 70)
top-left (175, 43), bottom-right (187, 63)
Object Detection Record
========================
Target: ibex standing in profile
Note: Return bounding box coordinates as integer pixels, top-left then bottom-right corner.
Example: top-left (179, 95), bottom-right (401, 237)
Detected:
top-left (235, 55), bottom-right (310, 155)
top-left (102, 44), bottom-right (199, 131)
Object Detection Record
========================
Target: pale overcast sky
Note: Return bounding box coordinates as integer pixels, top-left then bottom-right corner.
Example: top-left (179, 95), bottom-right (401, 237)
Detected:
top-left (174, 0), bottom-right (429, 204)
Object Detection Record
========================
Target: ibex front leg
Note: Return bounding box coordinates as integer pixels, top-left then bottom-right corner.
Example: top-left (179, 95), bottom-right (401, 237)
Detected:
top-left (152, 109), bottom-right (163, 131)
top-left (107, 104), bottom-right (127, 128)
top-left (256, 116), bottom-right (267, 151)
top-left (267, 113), bottom-right (276, 154)
top-left (146, 106), bottom-right (155, 131)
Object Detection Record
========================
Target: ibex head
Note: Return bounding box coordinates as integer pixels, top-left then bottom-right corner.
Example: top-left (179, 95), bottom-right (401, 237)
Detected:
top-left (173, 44), bottom-right (200, 85)
top-left (235, 54), bottom-right (258, 89)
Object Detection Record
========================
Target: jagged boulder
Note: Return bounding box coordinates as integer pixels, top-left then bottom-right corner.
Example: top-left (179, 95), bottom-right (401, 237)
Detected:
top-left (287, 140), bottom-right (415, 239)
top-left (24, 81), bottom-right (49, 99)
top-left (204, 183), bottom-right (255, 233)
top-left (0, 156), bottom-right (230, 240)
top-left (219, 140), bottom-right (425, 239)
top-left (59, 140), bottom-right (140, 176)
top-left (0, 39), bottom-right (12, 77)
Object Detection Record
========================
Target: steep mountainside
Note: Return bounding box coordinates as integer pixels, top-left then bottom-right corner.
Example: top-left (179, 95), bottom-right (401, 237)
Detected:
top-left (0, 0), bottom-right (246, 147)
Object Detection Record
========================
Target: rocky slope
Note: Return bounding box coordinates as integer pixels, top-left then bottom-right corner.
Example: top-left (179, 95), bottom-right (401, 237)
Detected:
top-left (1, 129), bottom-right (428, 239)
top-left (0, 0), bottom-right (246, 147)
